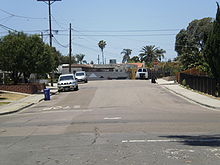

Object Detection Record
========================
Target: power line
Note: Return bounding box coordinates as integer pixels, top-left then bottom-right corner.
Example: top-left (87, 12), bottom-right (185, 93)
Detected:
top-left (74, 29), bottom-right (181, 33)
top-left (51, 15), bottom-right (67, 30)
top-left (0, 8), bottom-right (47, 20)
top-left (55, 33), bottom-right (176, 37)
top-left (53, 36), bottom-right (69, 48)
top-left (0, 24), bottom-right (17, 32)
top-left (74, 43), bottom-right (98, 52)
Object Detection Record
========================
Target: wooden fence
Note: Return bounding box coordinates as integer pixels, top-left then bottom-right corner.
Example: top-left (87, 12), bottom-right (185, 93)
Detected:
top-left (179, 73), bottom-right (217, 96)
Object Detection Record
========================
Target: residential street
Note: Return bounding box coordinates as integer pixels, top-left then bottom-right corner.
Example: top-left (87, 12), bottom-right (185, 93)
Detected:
top-left (0, 80), bottom-right (220, 165)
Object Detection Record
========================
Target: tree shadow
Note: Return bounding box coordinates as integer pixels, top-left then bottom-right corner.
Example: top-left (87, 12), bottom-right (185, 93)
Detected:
top-left (159, 134), bottom-right (220, 147)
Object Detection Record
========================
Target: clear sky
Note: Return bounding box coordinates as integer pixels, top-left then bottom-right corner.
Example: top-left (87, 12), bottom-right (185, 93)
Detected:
top-left (0, 0), bottom-right (218, 64)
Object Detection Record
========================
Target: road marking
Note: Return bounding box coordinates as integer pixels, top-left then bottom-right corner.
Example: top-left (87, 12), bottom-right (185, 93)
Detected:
top-left (43, 107), bottom-right (53, 111)
top-left (104, 117), bottom-right (122, 120)
top-left (122, 139), bottom-right (220, 143)
top-left (74, 105), bottom-right (81, 109)
top-left (53, 106), bottom-right (62, 110)
top-left (63, 106), bottom-right (70, 109)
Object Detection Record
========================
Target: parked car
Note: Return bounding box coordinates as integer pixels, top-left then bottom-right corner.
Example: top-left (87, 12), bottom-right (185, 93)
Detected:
top-left (135, 68), bottom-right (148, 80)
top-left (57, 74), bottom-right (78, 92)
top-left (75, 71), bottom-right (88, 83)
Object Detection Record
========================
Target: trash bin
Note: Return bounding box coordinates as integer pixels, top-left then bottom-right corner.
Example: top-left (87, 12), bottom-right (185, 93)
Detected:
top-left (151, 78), bottom-right (156, 83)
top-left (151, 73), bottom-right (156, 83)
top-left (44, 88), bottom-right (50, 101)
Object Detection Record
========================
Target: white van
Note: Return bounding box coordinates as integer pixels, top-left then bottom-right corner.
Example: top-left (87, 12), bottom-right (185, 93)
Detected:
top-left (75, 71), bottom-right (88, 83)
top-left (135, 68), bottom-right (148, 79)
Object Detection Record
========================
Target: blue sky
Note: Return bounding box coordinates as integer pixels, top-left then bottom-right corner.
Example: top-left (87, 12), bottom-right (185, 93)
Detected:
top-left (0, 0), bottom-right (218, 64)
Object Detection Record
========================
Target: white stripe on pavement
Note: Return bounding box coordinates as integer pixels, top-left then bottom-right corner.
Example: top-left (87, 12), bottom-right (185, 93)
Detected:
top-left (122, 139), bottom-right (220, 143)
top-left (104, 117), bottom-right (122, 120)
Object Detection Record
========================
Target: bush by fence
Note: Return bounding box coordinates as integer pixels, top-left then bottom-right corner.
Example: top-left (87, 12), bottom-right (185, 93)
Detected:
top-left (179, 73), bottom-right (218, 97)
top-left (148, 70), bottom-right (171, 79)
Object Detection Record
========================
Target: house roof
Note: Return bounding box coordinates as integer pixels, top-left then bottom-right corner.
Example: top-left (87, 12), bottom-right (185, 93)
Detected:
top-left (128, 63), bottom-right (144, 68)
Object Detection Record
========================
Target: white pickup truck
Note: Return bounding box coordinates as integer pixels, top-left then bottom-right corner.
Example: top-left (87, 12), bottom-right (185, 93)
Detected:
top-left (135, 68), bottom-right (148, 80)
top-left (57, 74), bottom-right (78, 92)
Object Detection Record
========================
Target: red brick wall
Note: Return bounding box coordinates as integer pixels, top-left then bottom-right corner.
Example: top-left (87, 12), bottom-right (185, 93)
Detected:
top-left (0, 83), bottom-right (46, 94)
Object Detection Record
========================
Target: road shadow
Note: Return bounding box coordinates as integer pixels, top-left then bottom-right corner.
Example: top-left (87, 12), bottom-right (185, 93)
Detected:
top-left (159, 134), bottom-right (220, 147)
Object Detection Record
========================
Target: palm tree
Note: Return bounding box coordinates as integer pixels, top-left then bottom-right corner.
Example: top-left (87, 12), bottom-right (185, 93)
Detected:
top-left (75, 54), bottom-right (85, 64)
top-left (130, 56), bottom-right (140, 63)
top-left (121, 49), bottom-right (132, 63)
top-left (139, 45), bottom-right (166, 65)
top-left (98, 40), bottom-right (107, 64)
top-left (155, 49), bottom-right (166, 61)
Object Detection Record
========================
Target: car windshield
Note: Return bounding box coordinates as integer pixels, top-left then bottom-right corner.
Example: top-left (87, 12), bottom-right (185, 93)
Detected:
top-left (143, 69), bottom-right (147, 72)
top-left (76, 73), bottom-right (85, 76)
top-left (138, 69), bottom-right (142, 72)
top-left (59, 75), bottom-right (74, 81)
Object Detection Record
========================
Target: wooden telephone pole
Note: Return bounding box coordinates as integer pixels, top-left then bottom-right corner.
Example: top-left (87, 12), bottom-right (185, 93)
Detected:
top-left (69, 23), bottom-right (72, 73)
top-left (37, 0), bottom-right (61, 86)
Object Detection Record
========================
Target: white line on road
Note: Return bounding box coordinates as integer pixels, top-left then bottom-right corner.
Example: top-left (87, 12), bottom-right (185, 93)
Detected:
top-left (74, 105), bottom-right (81, 109)
top-left (122, 139), bottom-right (220, 143)
top-left (104, 117), bottom-right (122, 120)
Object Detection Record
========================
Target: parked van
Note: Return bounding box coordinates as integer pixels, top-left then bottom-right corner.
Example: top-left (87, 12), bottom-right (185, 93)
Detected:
top-left (75, 71), bottom-right (88, 83)
top-left (135, 68), bottom-right (148, 79)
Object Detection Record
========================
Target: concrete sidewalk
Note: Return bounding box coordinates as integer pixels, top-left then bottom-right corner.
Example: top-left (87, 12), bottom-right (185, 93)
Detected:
top-left (157, 79), bottom-right (220, 110)
top-left (0, 84), bottom-right (58, 115)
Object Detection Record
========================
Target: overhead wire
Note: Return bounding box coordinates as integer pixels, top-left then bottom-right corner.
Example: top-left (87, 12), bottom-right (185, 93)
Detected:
top-left (0, 24), bottom-right (17, 32)
top-left (75, 29), bottom-right (181, 33)
top-left (0, 8), bottom-right (47, 20)
top-left (53, 36), bottom-right (69, 48)
top-left (51, 15), bottom-right (68, 30)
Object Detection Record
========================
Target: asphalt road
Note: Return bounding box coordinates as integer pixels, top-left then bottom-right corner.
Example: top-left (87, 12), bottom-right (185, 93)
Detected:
top-left (0, 80), bottom-right (220, 165)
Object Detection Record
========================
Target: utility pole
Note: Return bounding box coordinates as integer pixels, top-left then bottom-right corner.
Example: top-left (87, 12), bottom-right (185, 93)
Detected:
top-left (69, 23), bottom-right (72, 73)
top-left (98, 55), bottom-right (100, 64)
top-left (40, 32), bottom-right (44, 41)
top-left (37, 0), bottom-right (61, 86)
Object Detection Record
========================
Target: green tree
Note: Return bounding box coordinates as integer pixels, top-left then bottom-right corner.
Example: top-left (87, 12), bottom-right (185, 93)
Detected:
top-left (129, 56), bottom-right (140, 63)
top-left (75, 54), bottom-right (85, 64)
top-left (121, 49), bottom-right (132, 63)
top-left (175, 18), bottom-right (213, 70)
top-left (98, 40), bottom-right (106, 64)
top-left (0, 32), bottom-right (59, 84)
top-left (204, 3), bottom-right (220, 81)
top-left (139, 45), bottom-right (166, 66)
top-left (59, 55), bottom-right (76, 64)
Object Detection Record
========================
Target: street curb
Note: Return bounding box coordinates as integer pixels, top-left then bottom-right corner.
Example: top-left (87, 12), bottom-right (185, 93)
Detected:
top-left (0, 103), bottom-right (35, 116)
top-left (0, 90), bottom-right (58, 116)
top-left (161, 84), bottom-right (220, 110)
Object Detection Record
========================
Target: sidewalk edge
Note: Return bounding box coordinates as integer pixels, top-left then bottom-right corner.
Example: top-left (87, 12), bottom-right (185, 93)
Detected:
top-left (161, 85), bottom-right (220, 110)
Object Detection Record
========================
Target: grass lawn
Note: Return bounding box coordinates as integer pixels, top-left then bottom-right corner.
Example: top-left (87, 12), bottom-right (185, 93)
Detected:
top-left (0, 102), bottom-right (10, 106)
top-left (0, 92), bottom-right (28, 106)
